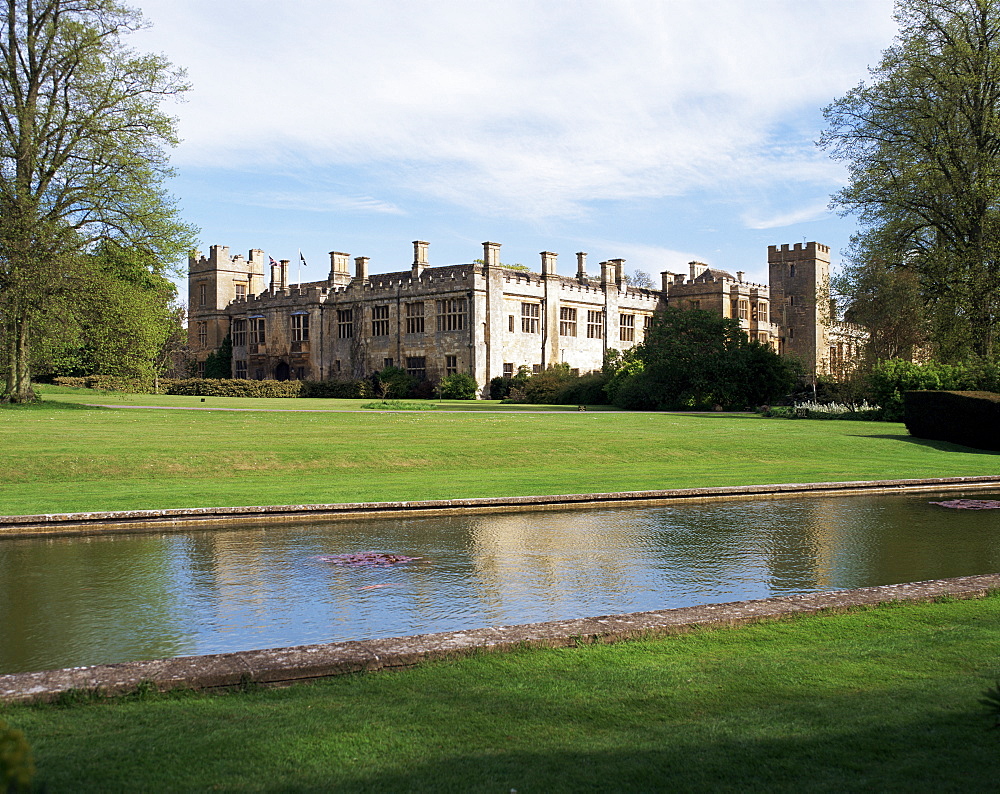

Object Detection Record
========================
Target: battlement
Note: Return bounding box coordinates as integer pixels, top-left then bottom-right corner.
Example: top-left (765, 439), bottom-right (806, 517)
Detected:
top-left (189, 245), bottom-right (265, 274)
top-left (767, 241), bottom-right (830, 262)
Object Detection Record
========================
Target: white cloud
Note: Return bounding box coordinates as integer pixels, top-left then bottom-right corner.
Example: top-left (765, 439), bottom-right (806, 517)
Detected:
top-left (742, 201), bottom-right (834, 230)
top-left (235, 190), bottom-right (405, 216)
top-left (133, 0), bottom-right (897, 220)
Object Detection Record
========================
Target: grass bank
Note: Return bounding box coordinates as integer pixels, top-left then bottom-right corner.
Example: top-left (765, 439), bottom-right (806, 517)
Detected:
top-left (0, 389), bottom-right (998, 515)
top-left (4, 595), bottom-right (999, 791)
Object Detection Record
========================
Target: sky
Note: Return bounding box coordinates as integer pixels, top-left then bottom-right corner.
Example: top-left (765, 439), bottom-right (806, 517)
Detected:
top-left (131, 0), bottom-right (900, 288)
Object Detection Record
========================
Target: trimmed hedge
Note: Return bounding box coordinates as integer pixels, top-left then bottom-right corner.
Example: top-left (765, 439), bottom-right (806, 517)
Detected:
top-left (164, 379), bottom-right (303, 398)
top-left (52, 376), bottom-right (372, 399)
top-left (903, 390), bottom-right (1000, 451)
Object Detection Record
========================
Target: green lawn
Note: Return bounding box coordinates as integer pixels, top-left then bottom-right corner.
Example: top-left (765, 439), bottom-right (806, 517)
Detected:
top-left (4, 595), bottom-right (1000, 792)
top-left (0, 388), bottom-right (997, 516)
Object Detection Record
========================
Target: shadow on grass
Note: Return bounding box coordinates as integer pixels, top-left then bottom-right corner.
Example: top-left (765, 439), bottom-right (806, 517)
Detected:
top-left (0, 399), bottom-right (106, 411)
top-left (30, 703), bottom-right (1000, 792)
top-left (319, 715), bottom-right (1000, 792)
top-left (859, 433), bottom-right (1000, 455)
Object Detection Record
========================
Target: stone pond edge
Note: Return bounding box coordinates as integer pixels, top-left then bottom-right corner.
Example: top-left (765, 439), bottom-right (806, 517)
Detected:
top-left (2, 573), bottom-right (998, 704)
top-left (3, 474), bottom-right (1000, 537)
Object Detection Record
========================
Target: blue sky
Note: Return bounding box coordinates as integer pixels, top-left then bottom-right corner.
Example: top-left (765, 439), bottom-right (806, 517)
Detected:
top-left (133, 0), bottom-right (899, 288)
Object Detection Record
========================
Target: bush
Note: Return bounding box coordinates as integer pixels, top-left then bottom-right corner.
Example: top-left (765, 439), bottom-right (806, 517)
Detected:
top-left (300, 379), bottom-right (370, 398)
top-left (903, 390), bottom-right (1000, 450)
top-left (489, 376), bottom-right (511, 399)
top-left (0, 719), bottom-right (35, 791)
top-left (163, 378), bottom-right (303, 398)
top-left (411, 380), bottom-right (437, 399)
top-left (438, 373), bottom-right (478, 400)
top-left (372, 366), bottom-right (417, 399)
top-left (53, 375), bottom-right (154, 392)
top-left (523, 364), bottom-right (575, 404)
top-left (554, 371), bottom-right (609, 405)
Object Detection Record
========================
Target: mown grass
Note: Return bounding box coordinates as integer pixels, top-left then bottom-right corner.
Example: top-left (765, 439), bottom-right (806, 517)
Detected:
top-left (0, 388), bottom-right (998, 515)
top-left (4, 595), bottom-right (1000, 792)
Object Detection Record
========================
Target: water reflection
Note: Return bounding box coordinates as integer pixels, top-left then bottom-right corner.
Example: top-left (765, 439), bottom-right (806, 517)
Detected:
top-left (1, 491), bottom-right (998, 674)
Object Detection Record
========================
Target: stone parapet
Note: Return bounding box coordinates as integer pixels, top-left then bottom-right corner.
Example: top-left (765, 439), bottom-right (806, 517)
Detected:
top-left (2, 476), bottom-right (999, 537)
top-left (2, 573), bottom-right (997, 704)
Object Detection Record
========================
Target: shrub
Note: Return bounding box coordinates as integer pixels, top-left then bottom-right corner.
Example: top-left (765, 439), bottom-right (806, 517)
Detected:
top-left (438, 373), bottom-right (478, 400)
top-left (903, 390), bottom-right (1000, 450)
top-left (373, 366), bottom-right (417, 399)
top-left (300, 379), bottom-right (370, 398)
top-left (163, 378), bottom-right (303, 398)
top-left (489, 376), bottom-right (511, 399)
top-left (523, 364), bottom-right (575, 404)
top-left (411, 380), bottom-right (437, 399)
top-left (0, 719), bottom-right (35, 791)
top-left (554, 371), bottom-right (609, 405)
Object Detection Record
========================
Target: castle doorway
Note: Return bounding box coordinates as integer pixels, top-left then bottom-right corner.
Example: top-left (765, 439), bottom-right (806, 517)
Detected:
top-left (274, 361), bottom-right (290, 381)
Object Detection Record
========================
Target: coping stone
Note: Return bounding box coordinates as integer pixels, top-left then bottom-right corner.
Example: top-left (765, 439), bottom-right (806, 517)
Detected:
top-left (2, 573), bottom-right (998, 704)
top-left (2, 475), bottom-right (1000, 537)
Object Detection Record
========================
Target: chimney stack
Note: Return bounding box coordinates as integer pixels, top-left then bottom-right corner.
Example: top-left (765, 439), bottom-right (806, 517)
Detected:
top-left (482, 241), bottom-right (501, 268)
top-left (355, 256), bottom-right (369, 283)
top-left (412, 240), bottom-right (429, 277)
top-left (576, 251), bottom-right (587, 281)
top-left (540, 251), bottom-right (557, 276)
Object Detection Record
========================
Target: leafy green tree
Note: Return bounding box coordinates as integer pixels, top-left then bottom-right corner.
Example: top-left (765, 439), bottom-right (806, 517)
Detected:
top-left (832, 241), bottom-right (928, 364)
top-left (32, 242), bottom-right (185, 382)
top-left (821, 0), bottom-right (1000, 362)
top-left (0, 0), bottom-right (196, 402)
top-left (626, 307), bottom-right (796, 409)
top-left (202, 335), bottom-right (233, 379)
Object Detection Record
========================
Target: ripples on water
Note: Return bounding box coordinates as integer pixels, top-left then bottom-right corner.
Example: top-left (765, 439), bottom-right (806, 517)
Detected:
top-left (2, 491), bottom-right (999, 673)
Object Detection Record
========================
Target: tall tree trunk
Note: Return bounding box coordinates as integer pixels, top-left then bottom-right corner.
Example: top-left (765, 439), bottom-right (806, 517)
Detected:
top-left (4, 310), bottom-right (35, 403)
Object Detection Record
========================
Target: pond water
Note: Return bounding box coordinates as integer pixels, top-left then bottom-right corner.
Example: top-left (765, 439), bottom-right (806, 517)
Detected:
top-left (2, 491), bottom-right (999, 675)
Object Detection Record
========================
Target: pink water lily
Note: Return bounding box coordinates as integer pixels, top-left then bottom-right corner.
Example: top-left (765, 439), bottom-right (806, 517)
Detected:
top-left (929, 499), bottom-right (1000, 510)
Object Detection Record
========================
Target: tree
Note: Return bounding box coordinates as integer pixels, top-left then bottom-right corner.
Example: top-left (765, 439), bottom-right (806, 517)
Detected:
top-left (621, 307), bottom-right (796, 409)
top-left (832, 237), bottom-right (928, 364)
top-left (202, 334), bottom-right (232, 379)
top-left (622, 269), bottom-right (655, 289)
top-left (821, 0), bottom-right (1000, 362)
top-left (0, 0), bottom-right (196, 402)
top-left (31, 242), bottom-right (185, 382)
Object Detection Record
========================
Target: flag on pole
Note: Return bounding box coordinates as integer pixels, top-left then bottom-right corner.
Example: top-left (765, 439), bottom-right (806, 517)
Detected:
top-left (268, 256), bottom-right (278, 267)
top-left (299, 250), bottom-right (307, 268)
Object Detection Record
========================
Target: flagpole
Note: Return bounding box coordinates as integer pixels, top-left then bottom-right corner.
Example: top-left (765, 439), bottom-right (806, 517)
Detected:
top-left (297, 248), bottom-right (302, 287)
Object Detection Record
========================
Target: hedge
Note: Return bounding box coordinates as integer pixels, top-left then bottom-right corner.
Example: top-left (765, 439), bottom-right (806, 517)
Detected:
top-left (903, 390), bottom-right (1000, 451)
top-left (52, 376), bottom-right (371, 399)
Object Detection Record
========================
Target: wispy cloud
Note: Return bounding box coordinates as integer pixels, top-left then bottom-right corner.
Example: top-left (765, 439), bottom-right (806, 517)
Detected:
top-left (742, 201), bottom-right (833, 230)
top-left (135, 0), bottom-right (896, 222)
top-left (236, 191), bottom-right (405, 216)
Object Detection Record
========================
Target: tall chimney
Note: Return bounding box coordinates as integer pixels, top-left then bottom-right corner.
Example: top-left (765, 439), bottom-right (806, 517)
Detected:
top-left (355, 256), bottom-right (369, 283)
top-left (412, 240), bottom-right (429, 277)
top-left (576, 251), bottom-right (587, 281)
top-left (482, 241), bottom-right (501, 268)
top-left (540, 251), bottom-right (557, 276)
top-left (279, 259), bottom-right (289, 291)
top-left (270, 258), bottom-right (280, 293)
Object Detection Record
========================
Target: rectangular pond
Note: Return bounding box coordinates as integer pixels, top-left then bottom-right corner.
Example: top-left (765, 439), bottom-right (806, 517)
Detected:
top-left (2, 490), bottom-right (999, 674)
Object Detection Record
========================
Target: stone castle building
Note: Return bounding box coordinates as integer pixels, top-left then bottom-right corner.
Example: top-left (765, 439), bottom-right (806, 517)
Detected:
top-left (188, 238), bottom-right (859, 392)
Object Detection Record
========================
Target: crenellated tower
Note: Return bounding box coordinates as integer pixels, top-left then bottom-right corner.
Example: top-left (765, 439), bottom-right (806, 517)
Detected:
top-left (767, 241), bottom-right (832, 376)
top-left (187, 246), bottom-right (266, 369)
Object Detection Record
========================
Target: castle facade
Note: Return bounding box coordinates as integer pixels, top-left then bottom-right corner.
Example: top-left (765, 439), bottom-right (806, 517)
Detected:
top-left (188, 239), bottom-right (858, 392)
